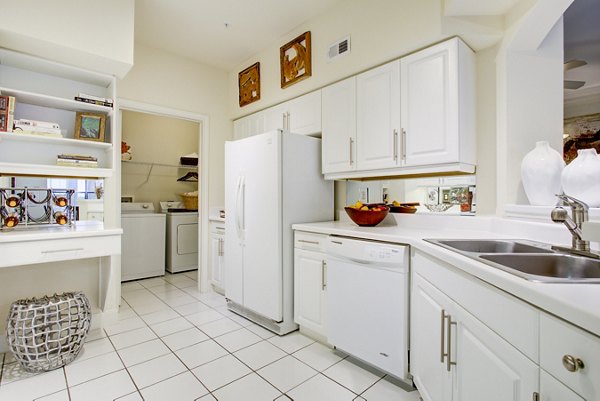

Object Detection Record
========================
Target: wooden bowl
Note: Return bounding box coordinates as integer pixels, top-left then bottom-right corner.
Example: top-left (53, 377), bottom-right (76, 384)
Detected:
top-left (344, 205), bottom-right (389, 227)
top-left (388, 202), bottom-right (419, 214)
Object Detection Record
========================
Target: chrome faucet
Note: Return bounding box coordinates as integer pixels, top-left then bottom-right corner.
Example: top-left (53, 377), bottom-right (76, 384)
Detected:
top-left (551, 194), bottom-right (599, 258)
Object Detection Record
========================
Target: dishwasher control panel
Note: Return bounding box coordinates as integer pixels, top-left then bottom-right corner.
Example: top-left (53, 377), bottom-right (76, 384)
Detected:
top-left (326, 236), bottom-right (408, 269)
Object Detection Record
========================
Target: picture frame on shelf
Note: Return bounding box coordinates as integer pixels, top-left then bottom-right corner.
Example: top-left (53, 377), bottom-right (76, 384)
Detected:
top-left (75, 112), bottom-right (106, 142)
top-left (280, 31), bottom-right (312, 89)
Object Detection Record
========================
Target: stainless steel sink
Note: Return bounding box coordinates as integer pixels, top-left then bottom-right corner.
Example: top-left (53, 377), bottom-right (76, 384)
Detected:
top-left (434, 239), bottom-right (553, 254)
top-left (425, 238), bottom-right (600, 283)
top-left (479, 254), bottom-right (600, 283)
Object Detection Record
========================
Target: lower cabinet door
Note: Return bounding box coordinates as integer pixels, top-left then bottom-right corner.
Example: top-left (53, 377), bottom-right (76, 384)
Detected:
top-left (411, 274), bottom-right (453, 401)
top-left (210, 234), bottom-right (224, 289)
top-left (540, 370), bottom-right (586, 401)
top-left (453, 302), bottom-right (539, 401)
top-left (293, 248), bottom-right (326, 337)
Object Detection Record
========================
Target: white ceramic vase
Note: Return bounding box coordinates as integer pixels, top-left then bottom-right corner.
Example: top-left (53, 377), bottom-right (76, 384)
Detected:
top-left (521, 141), bottom-right (565, 206)
top-left (561, 148), bottom-right (600, 207)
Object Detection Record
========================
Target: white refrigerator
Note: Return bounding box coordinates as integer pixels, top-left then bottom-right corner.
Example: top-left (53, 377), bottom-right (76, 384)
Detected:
top-left (225, 129), bottom-right (333, 335)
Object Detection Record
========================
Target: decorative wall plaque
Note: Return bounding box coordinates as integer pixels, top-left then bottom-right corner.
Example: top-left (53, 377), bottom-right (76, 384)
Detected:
top-left (280, 31), bottom-right (312, 89)
top-left (238, 62), bottom-right (260, 107)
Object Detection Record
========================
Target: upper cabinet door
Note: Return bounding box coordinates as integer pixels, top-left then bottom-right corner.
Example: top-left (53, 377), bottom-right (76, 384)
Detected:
top-left (288, 90), bottom-right (322, 135)
top-left (356, 60), bottom-right (401, 171)
top-left (401, 38), bottom-right (474, 167)
top-left (322, 77), bottom-right (357, 174)
top-left (263, 103), bottom-right (288, 132)
top-left (233, 112), bottom-right (264, 140)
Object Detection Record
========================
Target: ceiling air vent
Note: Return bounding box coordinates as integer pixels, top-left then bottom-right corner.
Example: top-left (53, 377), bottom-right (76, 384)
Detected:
top-left (328, 36), bottom-right (350, 62)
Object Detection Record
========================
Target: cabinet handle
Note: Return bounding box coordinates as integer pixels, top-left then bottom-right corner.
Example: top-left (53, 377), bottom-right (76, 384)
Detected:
top-left (287, 112), bottom-right (291, 130)
top-left (283, 112), bottom-right (287, 130)
top-left (447, 314), bottom-right (457, 372)
top-left (393, 129), bottom-right (398, 161)
top-left (349, 137), bottom-right (354, 166)
top-left (440, 309), bottom-right (447, 363)
top-left (41, 248), bottom-right (84, 254)
top-left (401, 128), bottom-right (407, 162)
top-left (533, 392), bottom-right (540, 401)
top-left (562, 354), bottom-right (584, 372)
top-left (219, 238), bottom-right (224, 256)
top-left (321, 260), bottom-right (327, 290)
top-left (298, 239), bottom-right (319, 245)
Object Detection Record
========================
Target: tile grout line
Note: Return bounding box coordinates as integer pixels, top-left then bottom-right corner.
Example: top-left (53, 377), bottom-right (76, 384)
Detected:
top-left (62, 367), bottom-right (73, 401)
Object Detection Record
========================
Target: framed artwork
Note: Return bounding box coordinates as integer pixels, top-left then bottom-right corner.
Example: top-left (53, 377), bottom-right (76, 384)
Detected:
top-left (280, 31), bottom-right (312, 89)
top-left (238, 62), bottom-right (261, 107)
top-left (75, 112), bottom-right (106, 142)
top-left (563, 112), bottom-right (600, 164)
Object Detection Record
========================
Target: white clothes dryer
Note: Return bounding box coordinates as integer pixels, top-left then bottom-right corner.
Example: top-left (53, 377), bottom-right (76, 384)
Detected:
top-left (159, 201), bottom-right (199, 273)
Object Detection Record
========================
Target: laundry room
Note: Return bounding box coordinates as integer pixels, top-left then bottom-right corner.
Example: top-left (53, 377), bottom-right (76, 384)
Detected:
top-left (120, 110), bottom-right (201, 281)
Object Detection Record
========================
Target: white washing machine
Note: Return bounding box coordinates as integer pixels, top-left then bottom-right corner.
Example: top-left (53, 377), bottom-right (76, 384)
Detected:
top-left (121, 202), bottom-right (166, 281)
top-left (160, 201), bottom-right (199, 273)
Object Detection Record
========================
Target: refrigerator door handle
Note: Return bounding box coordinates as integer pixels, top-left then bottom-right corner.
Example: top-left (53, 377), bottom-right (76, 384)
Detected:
top-left (235, 176), bottom-right (243, 240)
top-left (240, 176), bottom-right (246, 232)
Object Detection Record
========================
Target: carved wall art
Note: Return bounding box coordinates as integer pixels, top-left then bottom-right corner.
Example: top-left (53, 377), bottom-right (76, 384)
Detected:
top-left (238, 62), bottom-right (260, 107)
top-left (280, 31), bottom-right (312, 89)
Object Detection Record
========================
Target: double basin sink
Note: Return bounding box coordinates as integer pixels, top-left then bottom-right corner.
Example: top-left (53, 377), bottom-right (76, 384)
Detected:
top-left (426, 239), bottom-right (600, 283)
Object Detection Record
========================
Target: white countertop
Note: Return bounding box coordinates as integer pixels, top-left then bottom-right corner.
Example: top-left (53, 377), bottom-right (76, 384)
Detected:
top-left (0, 221), bottom-right (122, 243)
top-left (293, 215), bottom-right (600, 337)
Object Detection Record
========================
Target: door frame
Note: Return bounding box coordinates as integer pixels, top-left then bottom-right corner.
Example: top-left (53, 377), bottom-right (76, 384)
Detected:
top-left (118, 98), bottom-right (211, 292)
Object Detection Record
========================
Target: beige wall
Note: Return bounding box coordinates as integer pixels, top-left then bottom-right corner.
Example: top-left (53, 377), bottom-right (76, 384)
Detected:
top-left (121, 110), bottom-right (199, 208)
top-left (0, 0), bottom-right (134, 77)
top-left (118, 44), bottom-right (231, 208)
top-left (229, 0), bottom-right (449, 119)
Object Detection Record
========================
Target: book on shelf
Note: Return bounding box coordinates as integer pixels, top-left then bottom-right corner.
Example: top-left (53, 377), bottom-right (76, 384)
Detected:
top-left (74, 97), bottom-right (113, 108)
top-left (0, 95), bottom-right (16, 132)
top-left (14, 118), bottom-right (60, 130)
top-left (78, 93), bottom-right (113, 104)
top-left (56, 158), bottom-right (98, 167)
top-left (11, 128), bottom-right (63, 138)
top-left (57, 154), bottom-right (98, 162)
top-left (13, 125), bottom-right (62, 136)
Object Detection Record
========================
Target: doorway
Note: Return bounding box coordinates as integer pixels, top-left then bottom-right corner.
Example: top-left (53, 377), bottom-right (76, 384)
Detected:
top-left (118, 99), bottom-right (210, 292)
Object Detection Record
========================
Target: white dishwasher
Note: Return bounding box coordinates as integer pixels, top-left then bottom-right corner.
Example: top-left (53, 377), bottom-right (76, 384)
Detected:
top-left (326, 235), bottom-right (410, 382)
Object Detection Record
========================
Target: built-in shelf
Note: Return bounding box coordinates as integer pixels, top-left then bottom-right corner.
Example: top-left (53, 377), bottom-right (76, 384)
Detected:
top-left (0, 162), bottom-right (112, 178)
top-left (0, 87), bottom-right (113, 115)
top-left (121, 160), bottom-right (198, 170)
top-left (0, 131), bottom-right (112, 150)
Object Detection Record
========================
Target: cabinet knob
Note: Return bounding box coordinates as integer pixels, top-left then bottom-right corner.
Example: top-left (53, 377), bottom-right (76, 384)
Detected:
top-left (562, 354), bottom-right (584, 372)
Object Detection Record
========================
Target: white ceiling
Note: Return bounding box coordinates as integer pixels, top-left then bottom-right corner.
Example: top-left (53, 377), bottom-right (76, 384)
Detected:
top-left (134, 0), bottom-right (342, 71)
top-left (443, 0), bottom-right (521, 16)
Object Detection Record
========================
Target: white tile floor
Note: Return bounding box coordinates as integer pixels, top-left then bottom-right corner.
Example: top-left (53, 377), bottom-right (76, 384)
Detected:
top-left (0, 271), bottom-right (422, 401)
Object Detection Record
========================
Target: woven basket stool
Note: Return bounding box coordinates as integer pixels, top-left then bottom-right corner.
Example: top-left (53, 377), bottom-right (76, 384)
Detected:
top-left (5, 291), bottom-right (91, 372)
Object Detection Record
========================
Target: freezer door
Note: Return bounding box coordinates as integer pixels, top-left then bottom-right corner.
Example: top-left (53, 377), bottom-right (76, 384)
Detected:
top-left (242, 131), bottom-right (283, 321)
top-left (224, 141), bottom-right (244, 305)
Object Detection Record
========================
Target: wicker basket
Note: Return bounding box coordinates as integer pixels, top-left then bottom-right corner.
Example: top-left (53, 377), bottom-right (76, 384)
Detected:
top-left (180, 193), bottom-right (198, 210)
top-left (6, 292), bottom-right (91, 372)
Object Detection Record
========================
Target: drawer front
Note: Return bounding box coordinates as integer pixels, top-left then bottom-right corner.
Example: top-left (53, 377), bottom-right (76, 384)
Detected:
top-left (210, 221), bottom-right (225, 235)
top-left (294, 231), bottom-right (328, 252)
top-left (540, 313), bottom-right (600, 400)
top-left (0, 235), bottom-right (121, 268)
top-left (413, 250), bottom-right (539, 362)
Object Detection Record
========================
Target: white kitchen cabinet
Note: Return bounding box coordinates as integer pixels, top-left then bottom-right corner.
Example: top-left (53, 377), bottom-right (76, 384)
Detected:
top-left (293, 231), bottom-right (328, 341)
top-left (540, 370), bottom-right (586, 401)
top-left (209, 221), bottom-right (225, 293)
top-left (321, 77), bottom-right (356, 174)
top-left (412, 273), bottom-right (538, 401)
top-left (540, 313), bottom-right (600, 400)
top-left (233, 112), bottom-right (264, 140)
top-left (78, 199), bottom-right (104, 222)
top-left (263, 91), bottom-right (322, 135)
top-left (356, 60), bottom-right (400, 170)
top-left (287, 90), bottom-right (321, 135)
top-left (400, 37), bottom-right (475, 167)
top-left (321, 37), bottom-right (475, 180)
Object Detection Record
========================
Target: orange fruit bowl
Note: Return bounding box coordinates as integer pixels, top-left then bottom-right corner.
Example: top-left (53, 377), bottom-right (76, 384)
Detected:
top-left (344, 204), bottom-right (389, 227)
